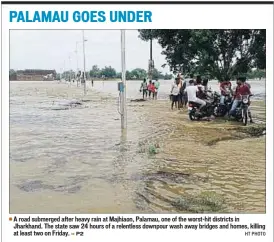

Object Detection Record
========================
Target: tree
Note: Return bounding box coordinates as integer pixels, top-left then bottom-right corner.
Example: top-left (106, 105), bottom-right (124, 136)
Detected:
top-left (130, 68), bottom-right (147, 79)
top-left (126, 70), bottom-right (132, 80)
top-left (163, 73), bottom-right (173, 80)
top-left (246, 69), bottom-right (265, 80)
top-left (116, 72), bottom-right (122, 79)
top-left (62, 70), bottom-right (75, 80)
top-left (101, 66), bottom-right (116, 78)
top-left (89, 65), bottom-right (101, 78)
top-left (151, 68), bottom-right (162, 79)
top-left (9, 69), bottom-right (17, 80)
top-left (138, 29), bottom-right (266, 81)
top-left (56, 73), bottom-right (61, 80)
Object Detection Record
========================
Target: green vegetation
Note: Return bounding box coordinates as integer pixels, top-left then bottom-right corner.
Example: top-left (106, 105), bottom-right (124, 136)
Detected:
top-left (138, 29), bottom-right (266, 81)
top-left (55, 73), bottom-right (61, 80)
top-left (148, 144), bottom-right (157, 155)
top-left (87, 65), bottom-right (172, 80)
top-left (137, 141), bottom-right (160, 154)
top-left (230, 69), bottom-right (265, 81)
top-left (9, 69), bottom-right (17, 80)
top-left (56, 65), bottom-right (173, 81)
top-left (10, 30), bottom-right (266, 82)
top-left (171, 191), bottom-right (225, 213)
top-left (9, 67), bottom-right (172, 81)
top-left (246, 69), bottom-right (265, 79)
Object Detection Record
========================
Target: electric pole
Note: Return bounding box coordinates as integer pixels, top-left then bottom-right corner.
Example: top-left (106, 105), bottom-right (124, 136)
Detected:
top-left (82, 30), bottom-right (87, 95)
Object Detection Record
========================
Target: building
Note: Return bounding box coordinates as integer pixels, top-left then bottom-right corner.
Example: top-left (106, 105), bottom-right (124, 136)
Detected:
top-left (11, 69), bottom-right (57, 81)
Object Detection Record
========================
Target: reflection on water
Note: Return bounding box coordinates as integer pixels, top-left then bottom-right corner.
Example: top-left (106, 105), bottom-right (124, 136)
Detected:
top-left (10, 81), bottom-right (265, 213)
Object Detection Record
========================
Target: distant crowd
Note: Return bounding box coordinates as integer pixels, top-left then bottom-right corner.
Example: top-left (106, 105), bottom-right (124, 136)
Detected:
top-left (139, 79), bottom-right (160, 100)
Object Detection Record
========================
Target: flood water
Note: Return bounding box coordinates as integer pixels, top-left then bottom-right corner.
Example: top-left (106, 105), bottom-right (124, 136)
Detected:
top-left (92, 79), bottom-right (266, 101)
top-left (10, 80), bottom-right (266, 214)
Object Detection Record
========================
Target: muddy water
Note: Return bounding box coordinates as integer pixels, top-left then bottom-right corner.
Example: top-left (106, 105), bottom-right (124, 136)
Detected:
top-left (10, 81), bottom-right (265, 214)
top-left (92, 79), bottom-right (266, 101)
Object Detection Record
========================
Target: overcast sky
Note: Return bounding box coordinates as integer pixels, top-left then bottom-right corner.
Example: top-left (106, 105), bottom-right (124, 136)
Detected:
top-left (10, 30), bottom-right (170, 73)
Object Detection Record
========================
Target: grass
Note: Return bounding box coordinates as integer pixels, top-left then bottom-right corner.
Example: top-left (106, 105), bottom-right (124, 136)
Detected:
top-left (148, 144), bottom-right (157, 155)
top-left (137, 141), bottom-right (160, 155)
top-left (171, 191), bottom-right (225, 213)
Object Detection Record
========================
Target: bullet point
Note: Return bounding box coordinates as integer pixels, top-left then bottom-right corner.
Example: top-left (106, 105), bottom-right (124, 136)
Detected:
top-left (9, 217), bottom-right (12, 221)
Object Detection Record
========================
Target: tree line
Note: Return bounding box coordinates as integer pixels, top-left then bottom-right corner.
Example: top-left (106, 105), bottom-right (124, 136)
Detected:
top-left (56, 65), bottom-right (173, 81)
top-left (10, 66), bottom-right (265, 82)
top-left (10, 29), bottom-right (267, 83)
top-left (138, 29), bottom-right (266, 81)
top-left (10, 66), bottom-right (173, 81)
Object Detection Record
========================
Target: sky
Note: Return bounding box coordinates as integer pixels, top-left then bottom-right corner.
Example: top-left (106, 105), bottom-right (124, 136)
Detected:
top-left (10, 30), bottom-right (170, 73)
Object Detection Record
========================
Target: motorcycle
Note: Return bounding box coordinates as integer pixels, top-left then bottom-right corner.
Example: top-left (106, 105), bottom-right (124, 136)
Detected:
top-left (188, 91), bottom-right (219, 121)
top-left (213, 94), bottom-right (233, 117)
top-left (234, 95), bottom-right (250, 126)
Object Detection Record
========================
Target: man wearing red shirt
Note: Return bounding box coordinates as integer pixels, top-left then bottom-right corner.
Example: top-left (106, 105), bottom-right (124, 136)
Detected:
top-left (229, 77), bottom-right (251, 117)
top-left (220, 79), bottom-right (232, 105)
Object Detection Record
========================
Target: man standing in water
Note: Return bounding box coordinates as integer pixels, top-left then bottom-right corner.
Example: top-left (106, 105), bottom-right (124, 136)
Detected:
top-left (154, 79), bottom-right (160, 100)
top-left (170, 77), bottom-right (180, 110)
top-left (151, 82), bottom-right (156, 99)
top-left (147, 80), bottom-right (153, 99)
top-left (181, 73), bottom-right (194, 106)
top-left (140, 79), bottom-right (148, 99)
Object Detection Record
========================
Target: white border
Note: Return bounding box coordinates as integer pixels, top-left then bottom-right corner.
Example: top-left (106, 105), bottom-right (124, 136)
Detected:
top-left (1, 2), bottom-right (273, 242)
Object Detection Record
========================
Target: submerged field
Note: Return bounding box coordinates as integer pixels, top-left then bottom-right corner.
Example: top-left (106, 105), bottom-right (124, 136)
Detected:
top-left (9, 81), bottom-right (266, 213)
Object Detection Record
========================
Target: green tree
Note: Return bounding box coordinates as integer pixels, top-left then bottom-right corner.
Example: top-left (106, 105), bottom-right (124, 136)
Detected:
top-left (151, 68), bottom-right (162, 79)
top-left (126, 70), bottom-right (132, 80)
top-left (9, 69), bottom-right (17, 80)
top-left (116, 72), bottom-right (122, 79)
top-left (62, 70), bottom-right (76, 80)
top-left (246, 69), bottom-right (266, 80)
top-left (130, 68), bottom-right (147, 79)
top-left (89, 65), bottom-right (101, 78)
top-left (138, 29), bottom-right (266, 81)
top-left (56, 73), bottom-right (61, 80)
top-left (101, 66), bottom-right (116, 78)
top-left (163, 73), bottom-right (173, 80)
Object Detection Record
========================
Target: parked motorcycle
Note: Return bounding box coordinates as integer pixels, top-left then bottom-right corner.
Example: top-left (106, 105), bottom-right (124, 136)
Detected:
top-left (188, 91), bottom-right (219, 121)
top-left (234, 95), bottom-right (250, 126)
top-left (213, 94), bottom-right (233, 117)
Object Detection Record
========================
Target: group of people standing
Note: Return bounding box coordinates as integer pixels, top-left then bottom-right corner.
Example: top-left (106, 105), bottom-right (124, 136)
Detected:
top-left (140, 79), bottom-right (160, 100)
top-left (170, 73), bottom-right (253, 122)
top-left (170, 74), bottom-right (209, 110)
top-left (139, 74), bottom-right (253, 123)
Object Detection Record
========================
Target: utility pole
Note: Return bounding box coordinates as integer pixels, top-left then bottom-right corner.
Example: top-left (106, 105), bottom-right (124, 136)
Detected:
top-left (75, 41), bottom-right (80, 87)
top-left (121, 30), bottom-right (127, 129)
top-left (150, 37), bottom-right (153, 63)
top-left (63, 60), bottom-right (66, 80)
top-left (82, 30), bottom-right (87, 95)
top-left (148, 30), bottom-right (154, 81)
top-left (68, 55), bottom-right (72, 86)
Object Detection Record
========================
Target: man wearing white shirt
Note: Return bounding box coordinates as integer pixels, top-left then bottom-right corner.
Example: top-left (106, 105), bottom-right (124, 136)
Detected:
top-left (181, 74), bottom-right (194, 105)
top-left (185, 79), bottom-right (206, 111)
top-left (170, 77), bottom-right (180, 110)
